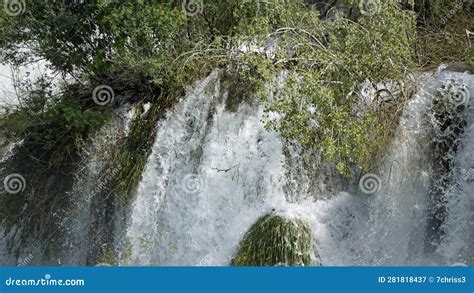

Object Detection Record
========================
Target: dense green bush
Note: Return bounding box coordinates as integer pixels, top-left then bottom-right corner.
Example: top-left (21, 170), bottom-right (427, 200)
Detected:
top-left (413, 0), bottom-right (473, 67)
top-left (232, 213), bottom-right (315, 266)
top-left (0, 0), bottom-right (471, 192)
top-left (223, 0), bottom-right (417, 175)
top-left (3, 86), bottom-right (106, 169)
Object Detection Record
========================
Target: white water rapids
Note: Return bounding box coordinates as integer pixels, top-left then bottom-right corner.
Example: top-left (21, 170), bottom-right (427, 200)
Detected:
top-left (122, 68), bottom-right (473, 266)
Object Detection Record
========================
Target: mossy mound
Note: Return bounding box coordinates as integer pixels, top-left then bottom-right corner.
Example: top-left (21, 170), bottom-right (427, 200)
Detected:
top-left (232, 213), bottom-right (316, 266)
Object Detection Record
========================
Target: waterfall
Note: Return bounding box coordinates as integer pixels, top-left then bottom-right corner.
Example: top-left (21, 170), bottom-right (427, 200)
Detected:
top-left (0, 105), bottom-right (135, 265)
top-left (57, 105), bottom-right (136, 265)
top-left (123, 67), bottom-right (473, 266)
top-left (1, 67), bottom-right (472, 266)
top-left (124, 71), bottom-right (288, 265)
top-left (301, 68), bottom-right (472, 266)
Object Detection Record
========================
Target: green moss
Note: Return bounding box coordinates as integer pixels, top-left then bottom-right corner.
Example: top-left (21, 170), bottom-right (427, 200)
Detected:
top-left (111, 92), bottom-right (182, 205)
top-left (232, 213), bottom-right (316, 266)
top-left (95, 239), bottom-right (134, 266)
top-left (96, 244), bottom-right (119, 266)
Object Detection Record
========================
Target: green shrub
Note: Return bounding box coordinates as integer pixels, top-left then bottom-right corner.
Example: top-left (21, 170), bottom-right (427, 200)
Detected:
top-left (232, 213), bottom-right (316, 266)
top-left (414, 0), bottom-right (473, 67)
top-left (2, 83), bottom-right (106, 171)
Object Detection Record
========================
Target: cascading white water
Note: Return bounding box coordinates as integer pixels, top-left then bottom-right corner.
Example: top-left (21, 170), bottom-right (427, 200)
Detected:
top-left (313, 71), bottom-right (439, 266)
top-left (57, 105), bottom-right (136, 265)
top-left (0, 104), bottom-right (136, 265)
top-left (124, 67), bottom-right (473, 266)
top-left (2, 67), bottom-right (470, 266)
top-left (124, 71), bottom-right (288, 265)
top-left (436, 70), bottom-right (474, 265)
top-left (301, 69), bottom-right (472, 266)
top-left (0, 140), bottom-right (23, 265)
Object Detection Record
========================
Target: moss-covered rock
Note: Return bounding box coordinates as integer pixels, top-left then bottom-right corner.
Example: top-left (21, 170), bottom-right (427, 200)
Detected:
top-left (232, 213), bottom-right (317, 266)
